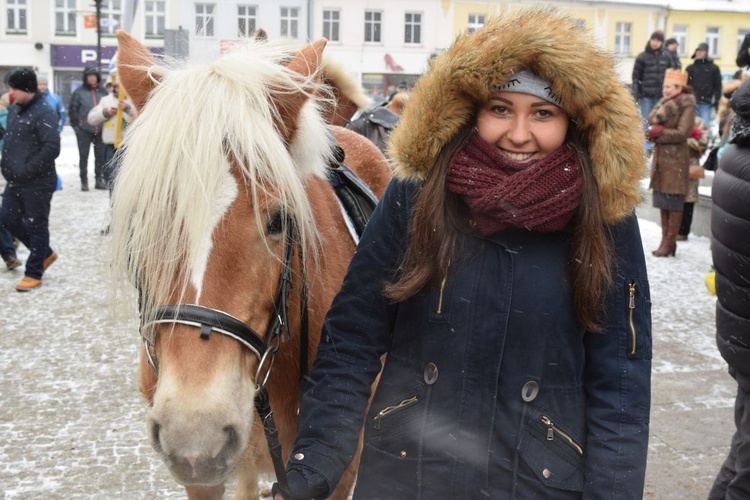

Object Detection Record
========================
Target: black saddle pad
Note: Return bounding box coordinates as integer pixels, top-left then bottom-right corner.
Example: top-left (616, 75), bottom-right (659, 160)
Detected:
top-left (327, 145), bottom-right (379, 238)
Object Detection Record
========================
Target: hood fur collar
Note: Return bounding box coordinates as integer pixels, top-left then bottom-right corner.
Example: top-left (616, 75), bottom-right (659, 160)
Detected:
top-left (389, 7), bottom-right (646, 224)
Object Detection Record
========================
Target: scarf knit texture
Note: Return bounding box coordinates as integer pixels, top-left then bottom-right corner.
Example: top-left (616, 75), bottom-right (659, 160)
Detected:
top-left (447, 133), bottom-right (583, 236)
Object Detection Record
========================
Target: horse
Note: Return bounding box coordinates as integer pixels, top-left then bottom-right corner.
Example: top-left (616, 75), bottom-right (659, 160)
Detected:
top-left (110, 31), bottom-right (391, 499)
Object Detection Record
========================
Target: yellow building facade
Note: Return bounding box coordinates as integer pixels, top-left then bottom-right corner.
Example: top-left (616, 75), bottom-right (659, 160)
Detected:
top-left (446, 1), bottom-right (750, 82)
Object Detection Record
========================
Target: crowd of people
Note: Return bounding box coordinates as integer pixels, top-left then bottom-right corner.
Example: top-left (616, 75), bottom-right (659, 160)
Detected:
top-left (0, 65), bottom-right (132, 291)
top-left (0, 12), bottom-right (749, 498)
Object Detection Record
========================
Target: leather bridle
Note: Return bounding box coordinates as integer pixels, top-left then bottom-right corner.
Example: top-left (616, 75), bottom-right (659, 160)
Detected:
top-left (139, 215), bottom-right (309, 487)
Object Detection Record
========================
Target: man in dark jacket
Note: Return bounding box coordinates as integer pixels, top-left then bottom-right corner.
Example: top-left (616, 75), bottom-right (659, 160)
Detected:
top-left (665, 38), bottom-right (682, 70)
top-left (738, 32), bottom-right (750, 69)
top-left (687, 43), bottom-right (723, 128)
top-left (68, 67), bottom-right (107, 191)
top-left (709, 77), bottom-right (750, 500)
top-left (632, 30), bottom-right (675, 123)
top-left (0, 68), bottom-right (60, 291)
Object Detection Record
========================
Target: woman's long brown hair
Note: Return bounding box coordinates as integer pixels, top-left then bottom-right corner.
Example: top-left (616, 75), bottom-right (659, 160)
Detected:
top-left (385, 122), bottom-right (613, 332)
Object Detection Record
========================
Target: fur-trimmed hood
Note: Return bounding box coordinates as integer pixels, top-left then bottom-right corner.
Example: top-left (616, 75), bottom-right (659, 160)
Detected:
top-left (389, 7), bottom-right (646, 224)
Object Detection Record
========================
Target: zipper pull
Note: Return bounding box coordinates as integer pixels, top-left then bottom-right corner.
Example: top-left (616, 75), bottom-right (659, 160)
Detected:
top-left (542, 416), bottom-right (554, 441)
top-left (629, 283), bottom-right (636, 309)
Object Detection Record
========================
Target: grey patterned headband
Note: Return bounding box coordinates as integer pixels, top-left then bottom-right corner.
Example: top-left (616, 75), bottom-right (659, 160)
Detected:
top-left (493, 69), bottom-right (562, 107)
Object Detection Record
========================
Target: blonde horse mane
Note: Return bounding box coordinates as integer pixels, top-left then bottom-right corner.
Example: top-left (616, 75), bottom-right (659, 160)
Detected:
top-left (109, 39), bottom-right (333, 318)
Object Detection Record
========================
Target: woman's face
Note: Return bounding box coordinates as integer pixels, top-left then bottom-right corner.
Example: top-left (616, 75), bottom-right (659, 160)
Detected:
top-left (476, 91), bottom-right (569, 162)
top-left (663, 82), bottom-right (682, 99)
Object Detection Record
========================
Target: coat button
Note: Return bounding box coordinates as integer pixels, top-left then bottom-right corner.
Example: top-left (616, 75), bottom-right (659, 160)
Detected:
top-left (294, 453), bottom-right (304, 461)
top-left (543, 468), bottom-right (551, 479)
top-left (521, 381), bottom-right (539, 402)
top-left (424, 362), bottom-right (439, 385)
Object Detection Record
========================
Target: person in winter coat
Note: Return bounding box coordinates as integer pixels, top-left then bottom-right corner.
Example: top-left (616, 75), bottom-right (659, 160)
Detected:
top-left (708, 76), bottom-right (750, 500)
top-left (665, 37), bottom-right (682, 70)
top-left (36, 74), bottom-right (66, 133)
top-left (646, 68), bottom-right (696, 257)
top-left (273, 8), bottom-right (652, 500)
top-left (68, 67), bottom-right (108, 191)
top-left (0, 69), bottom-right (60, 291)
top-left (87, 81), bottom-right (136, 190)
top-left (738, 32), bottom-right (750, 69)
top-left (0, 91), bottom-right (22, 271)
top-left (345, 92), bottom-right (406, 155)
top-left (632, 30), bottom-right (676, 123)
top-left (686, 43), bottom-right (723, 128)
top-left (676, 116), bottom-right (710, 241)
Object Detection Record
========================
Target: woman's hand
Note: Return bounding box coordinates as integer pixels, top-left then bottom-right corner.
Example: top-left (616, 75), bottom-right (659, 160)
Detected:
top-left (646, 124), bottom-right (664, 139)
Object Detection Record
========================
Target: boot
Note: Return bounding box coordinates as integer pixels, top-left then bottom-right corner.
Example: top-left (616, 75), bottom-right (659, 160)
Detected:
top-left (95, 177), bottom-right (107, 190)
top-left (16, 276), bottom-right (42, 292)
top-left (652, 210), bottom-right (670, 256)
top-left (653, 210), bottom-right (682, 257)
top-left (81, 180), bottom-right (89, 191)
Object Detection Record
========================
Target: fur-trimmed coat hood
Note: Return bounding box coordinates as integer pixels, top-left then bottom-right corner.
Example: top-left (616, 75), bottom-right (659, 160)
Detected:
top-left (389, 7), bottom-right (646, 224)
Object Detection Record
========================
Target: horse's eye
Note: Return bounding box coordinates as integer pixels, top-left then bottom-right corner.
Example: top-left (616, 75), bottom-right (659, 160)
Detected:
top-left (266, 211), bottom-right (284, 235)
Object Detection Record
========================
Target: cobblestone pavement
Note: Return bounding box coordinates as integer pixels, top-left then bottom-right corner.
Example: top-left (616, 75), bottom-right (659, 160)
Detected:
top-left (0, 129), bottom-right (735, 499)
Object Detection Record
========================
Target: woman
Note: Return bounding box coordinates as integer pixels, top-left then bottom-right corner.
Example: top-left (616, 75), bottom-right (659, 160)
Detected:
top-left (647, 68), bottom-right (696, 256)
top-left (676, 116), bottom-right (710, 241)
top-left (275, 8), bottom-right (652, 499)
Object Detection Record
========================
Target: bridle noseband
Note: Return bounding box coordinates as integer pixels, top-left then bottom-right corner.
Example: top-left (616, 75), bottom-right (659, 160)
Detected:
top-left (139, 216), bottom-right (308, 487)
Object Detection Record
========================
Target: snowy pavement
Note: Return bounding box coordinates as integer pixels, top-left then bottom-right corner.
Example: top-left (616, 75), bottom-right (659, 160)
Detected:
top-left (0, 128), bottom-right (734, 498)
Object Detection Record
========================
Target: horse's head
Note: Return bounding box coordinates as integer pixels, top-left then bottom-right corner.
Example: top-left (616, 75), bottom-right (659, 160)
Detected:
top-left (111, 32), bottom-right (333, 486)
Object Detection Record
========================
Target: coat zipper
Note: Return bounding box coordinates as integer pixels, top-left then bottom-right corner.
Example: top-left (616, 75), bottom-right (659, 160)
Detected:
top-left (628, 282), bottom-right (637, 356)
top-left (540, 415), bottom-right (584, 455)
top-left (374, 396), bottom-right (418, 429)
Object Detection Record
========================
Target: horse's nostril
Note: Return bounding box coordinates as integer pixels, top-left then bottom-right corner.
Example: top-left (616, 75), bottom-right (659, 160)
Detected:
top-left (151, 422), bottom-right (162, 453)
top-left (220, 426), bottom-right (239, 463)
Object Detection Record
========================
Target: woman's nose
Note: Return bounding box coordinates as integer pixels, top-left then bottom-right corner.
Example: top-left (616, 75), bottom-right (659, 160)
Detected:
top-left (506, 118), bottom-right (531, 144)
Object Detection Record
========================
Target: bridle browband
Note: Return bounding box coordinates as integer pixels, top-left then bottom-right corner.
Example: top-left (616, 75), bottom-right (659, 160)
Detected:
top-left (139, 215), bottom-right (308, 487)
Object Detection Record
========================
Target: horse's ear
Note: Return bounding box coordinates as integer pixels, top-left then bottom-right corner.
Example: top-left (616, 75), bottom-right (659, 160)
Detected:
top-left (116, 30), bottom-right (161, 112)
top-left (273, 38), bottom-right (327, 142)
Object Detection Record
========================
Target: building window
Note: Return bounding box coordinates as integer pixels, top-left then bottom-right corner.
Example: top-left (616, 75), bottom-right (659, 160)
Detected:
top-left (673, 24), bottom-right (688, 56)
top-left (706, 27), bottom-right (720, 58)
top-left (467, 14), bottom-right (485, 34)
top-left (196, 3), bottom-right (215, 37)
top-left (405, 12), bottom-right (421, 45)
top-left (238, 5), bottom-right (257, 37)
top-left (614, 22), bottom-right (631, 56)
top-left (6, 0), bottom-right (27, 34)
top-left (365, 11), bottom-right (381, 43)
top-left (99, 0), bottom-right (122, 35)
top-left (322, 9), bottom-right (340, 42)
top-left (280, 7), bottom-right (299, 38)
top-left (740, 29), bottom-right (750, 53)
top-left (55, 0), bottom-right (76, 35)
top-left (145, 1), bottom-right (165, 37)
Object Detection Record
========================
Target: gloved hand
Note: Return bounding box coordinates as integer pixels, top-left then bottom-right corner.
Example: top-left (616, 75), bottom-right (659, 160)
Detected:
top-left (272, 466), bottom-right (330, 500)
top-left (646, 124), bottom-right (664, 139)
top-left (689, 126), bottom-right (703, 140)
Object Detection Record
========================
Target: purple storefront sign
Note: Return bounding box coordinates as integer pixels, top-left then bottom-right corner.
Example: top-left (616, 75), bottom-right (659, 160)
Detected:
top-left (50, 44), bottom-right (161, 69)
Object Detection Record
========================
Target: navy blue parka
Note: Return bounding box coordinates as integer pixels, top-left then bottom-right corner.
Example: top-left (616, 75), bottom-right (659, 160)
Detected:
top-left (285, 9), bottom-right (652, 500)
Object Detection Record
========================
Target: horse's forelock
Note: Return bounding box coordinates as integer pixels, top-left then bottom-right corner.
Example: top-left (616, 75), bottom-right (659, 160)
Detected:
top-left (110, 39), bottom-right (330, 316)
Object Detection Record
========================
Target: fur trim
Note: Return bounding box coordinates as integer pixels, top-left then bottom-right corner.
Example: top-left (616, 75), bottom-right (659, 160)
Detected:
top-left (389, 7), bottom-right (646, 223)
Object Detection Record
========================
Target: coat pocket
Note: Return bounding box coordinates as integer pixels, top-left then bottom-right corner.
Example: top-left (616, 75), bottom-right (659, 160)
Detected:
top-left (623, 278), bottom-right (652, 360)
top-left (367, 382), bottom-right (426, 456)
top-left (517, 406), bottom-right (585, 492)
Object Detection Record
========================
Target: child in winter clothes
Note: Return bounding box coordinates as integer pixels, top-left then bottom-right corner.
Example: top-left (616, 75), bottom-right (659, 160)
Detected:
top-left (274, 7), bottom-right (651, 500)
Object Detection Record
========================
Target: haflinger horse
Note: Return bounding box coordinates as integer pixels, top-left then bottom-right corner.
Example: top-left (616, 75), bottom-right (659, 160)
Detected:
top-left (110, 31), bottom-right (391, 499)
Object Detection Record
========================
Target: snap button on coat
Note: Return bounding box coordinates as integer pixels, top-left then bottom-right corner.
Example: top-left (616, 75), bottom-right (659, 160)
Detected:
top-left (521, 380), bottom-right (540, 402)
top-left (423, 362), bottom-right (439, 385)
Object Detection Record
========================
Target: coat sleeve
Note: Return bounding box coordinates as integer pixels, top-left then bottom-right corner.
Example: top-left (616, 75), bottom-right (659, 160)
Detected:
top-left (583, 213), bottom-right (652, 499)
top-left (285, 178), bottom-right (415, 496)
top-left (87, 100), bottom-right (108, 127)
top-left (631, 56), bottom-right (643, 98)
top-left (713, 67), bottom-right (724, 107)
top-left (68, 91), bottom-right (79, 128)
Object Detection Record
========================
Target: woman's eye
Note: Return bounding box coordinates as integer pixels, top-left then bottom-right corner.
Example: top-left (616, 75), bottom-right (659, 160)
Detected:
top-left (266, 212), bottom-right (284, 235)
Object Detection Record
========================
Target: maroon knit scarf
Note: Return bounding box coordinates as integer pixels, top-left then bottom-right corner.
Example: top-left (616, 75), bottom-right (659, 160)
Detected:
top-left (447, 133), bottom-right (583, 236)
